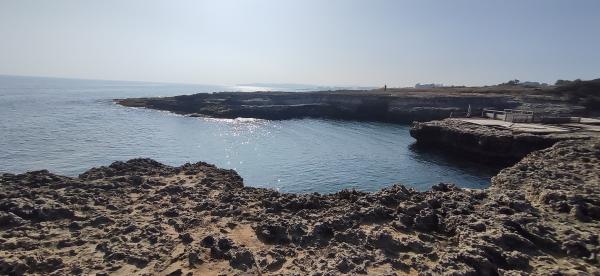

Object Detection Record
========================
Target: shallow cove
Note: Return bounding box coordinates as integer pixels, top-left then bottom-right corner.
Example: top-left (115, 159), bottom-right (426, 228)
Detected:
top-left (0, 75), bottom-right (503, 193)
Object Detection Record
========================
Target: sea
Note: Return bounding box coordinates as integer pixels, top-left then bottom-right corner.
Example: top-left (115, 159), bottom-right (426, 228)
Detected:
top-left (0, 75), bottom-right (502, 193)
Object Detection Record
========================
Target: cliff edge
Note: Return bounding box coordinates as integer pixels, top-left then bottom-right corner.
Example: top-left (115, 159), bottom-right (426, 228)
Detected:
top-left (410, 119), bottom-right (593, 161)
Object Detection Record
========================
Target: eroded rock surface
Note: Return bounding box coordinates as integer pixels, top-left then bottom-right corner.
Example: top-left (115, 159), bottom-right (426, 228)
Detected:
top-left (410, 119), bottom-right (592, 160)
top-left (115, 82), bottom-right (600, 124)
top-left (1, 140), bottom-right (599, 275)
top-left (116, 90), bottom-right (521, 123)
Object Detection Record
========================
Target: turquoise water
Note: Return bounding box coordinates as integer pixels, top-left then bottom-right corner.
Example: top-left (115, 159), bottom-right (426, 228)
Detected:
top-left (0, 75), bottom-right (500, 193)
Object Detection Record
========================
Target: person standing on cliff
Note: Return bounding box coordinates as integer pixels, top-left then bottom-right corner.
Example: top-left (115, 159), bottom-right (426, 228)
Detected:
top-left (466, 104), bottom-right (471, 118)
top-left (384, 84), bottom-right (387, 91)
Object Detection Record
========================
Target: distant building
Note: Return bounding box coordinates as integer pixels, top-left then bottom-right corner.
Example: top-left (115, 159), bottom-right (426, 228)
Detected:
top-left (500, 80), bottom-right (549, 88)
top-left (518, 81), bottom-right (548, 88)
top-left (415, 83), bottom-right (444, 89)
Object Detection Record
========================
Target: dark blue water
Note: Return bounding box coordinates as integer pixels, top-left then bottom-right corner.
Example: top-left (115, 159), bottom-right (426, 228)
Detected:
top-left (0, 75), bottom-right (500, 193)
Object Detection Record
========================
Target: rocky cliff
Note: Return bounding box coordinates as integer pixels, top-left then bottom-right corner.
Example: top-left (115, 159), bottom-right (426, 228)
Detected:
top-left (410, 119), bottom-right (591, 161)
top-left (1, 140), bottom-right (599, 275)
top-left (116, 84), bottom-right (600, 124)
top-left (117, 90), bottom-right (521, 123)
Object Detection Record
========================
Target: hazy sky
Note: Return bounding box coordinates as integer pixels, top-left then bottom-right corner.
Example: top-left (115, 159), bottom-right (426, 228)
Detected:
top-left (1, 0), bottom-right (599, 87)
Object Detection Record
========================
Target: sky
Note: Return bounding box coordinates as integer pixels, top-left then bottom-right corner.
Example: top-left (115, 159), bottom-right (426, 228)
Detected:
top-left (0, 0), bottom-right (599, 87)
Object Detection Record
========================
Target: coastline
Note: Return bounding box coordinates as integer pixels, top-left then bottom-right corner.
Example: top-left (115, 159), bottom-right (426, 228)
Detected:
top-left (116, 86), bottom-right (600, 163)
top-left (3, 82), bottom-right (599, 274)
top-left (3, 1), bottom-right (599, 274)
top-left (1, 140), bottom-right (599, 275)
top-left (115, 85), bottom-right (596, 124)
top-left (115, 89), bottom-right (522, 123)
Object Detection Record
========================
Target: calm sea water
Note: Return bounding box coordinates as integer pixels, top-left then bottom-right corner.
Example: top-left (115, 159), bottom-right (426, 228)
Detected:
top-left (0, 75), bottom-right (501, 193)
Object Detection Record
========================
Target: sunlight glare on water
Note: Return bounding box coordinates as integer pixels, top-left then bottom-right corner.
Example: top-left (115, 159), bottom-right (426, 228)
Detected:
top-left (0, 75), bottom-right (502, 193)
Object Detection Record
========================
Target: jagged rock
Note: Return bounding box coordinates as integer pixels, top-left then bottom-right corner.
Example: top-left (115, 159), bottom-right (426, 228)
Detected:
top-left (265, 253), bottom-right (286, 271)
top-left (89, 215), bottom-right (113, 226)
top-left (312, 223), bottom-right (334, 240)
top-left (413, 208), bottom-right (439, 232)
top-left (187, 249), bottom-right (203, 267)
top-left (562, 241), bottom-right (591, 258)
top-left (0, 211), bottom-right (27, 227)
top-left (255, 222), bottom-right (290, 244)
top-left (217, 237), bottom-right (233, 251)
top-left (1, 139), bottom-right (598, 275)
top-left (456, 248), bottom-right (498, 275)
top-left (163, 208), bottom-right (179, 217)
top-left (503, 251), bottom-right (531, 270)
top-left (24, 256), bottom-right (64, 273)
top-left (201, 235), bottom-right (215, 248)
top-left (334, 257), bottom-right (354, 273)
top-left (166, 268), bottom-right (182, 276)
top-left (129, 175), bottom-right (144, 186)
top-left (228, 248), bottom-right (255, 271)
top-left (371, 232), bottom-right (405, 254)
top-left (179, 233), bottom-right (193, 244)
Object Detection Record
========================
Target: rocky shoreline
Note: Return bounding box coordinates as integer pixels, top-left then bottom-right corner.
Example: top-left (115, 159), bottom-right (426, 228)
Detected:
top-left (409, 119), bottom-right (593, 161)
top-left (1, 140), bottom-right (599, 275)
top-left (115, 83), bottom-right (600, 127)
top-left (116, 89), bottom-right (533, 123)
